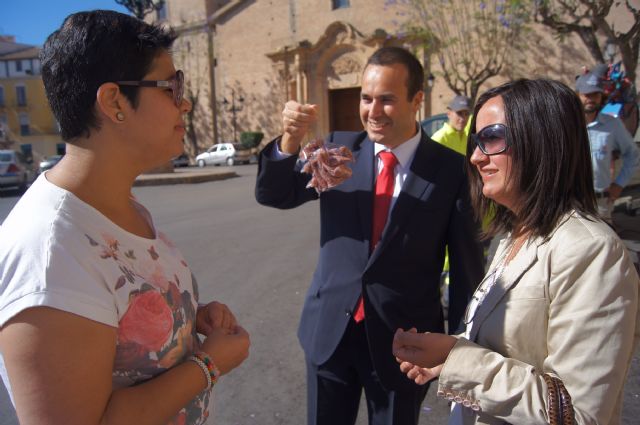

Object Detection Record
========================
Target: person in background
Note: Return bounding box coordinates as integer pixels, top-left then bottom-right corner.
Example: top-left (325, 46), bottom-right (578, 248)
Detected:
top-left (575, 72), bottom-right (639, 224)
top-left (0, 10), bottom-right (249, 425)
top-left (256, 47), bottom-right (484, 425)
top-left (431, 95), bottom-right (472, 155)
top-left (393, 78), bottom-right (639, 424)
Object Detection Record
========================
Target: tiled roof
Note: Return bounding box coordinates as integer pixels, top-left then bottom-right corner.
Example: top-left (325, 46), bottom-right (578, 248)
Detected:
top-left (0, 41), bottom-right (39, 59)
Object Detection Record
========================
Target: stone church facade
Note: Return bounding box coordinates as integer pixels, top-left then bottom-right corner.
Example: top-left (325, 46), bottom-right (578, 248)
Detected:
top-left (156, 0), bottom-right (631, 155)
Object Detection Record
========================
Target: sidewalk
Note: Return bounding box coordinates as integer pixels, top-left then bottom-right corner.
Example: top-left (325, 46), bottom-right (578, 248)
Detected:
top-left (134, 167), bottom-right (237, 187)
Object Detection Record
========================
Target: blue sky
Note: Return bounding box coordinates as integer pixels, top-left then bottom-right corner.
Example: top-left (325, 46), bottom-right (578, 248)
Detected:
top-left (0, 0), bottom-right (131, 46)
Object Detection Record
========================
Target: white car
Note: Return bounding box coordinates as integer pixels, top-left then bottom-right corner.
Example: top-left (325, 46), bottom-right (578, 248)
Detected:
top-left (195, 143), bottom-right (251, 167)
top-left (0, 149), bottom-right (35, 192)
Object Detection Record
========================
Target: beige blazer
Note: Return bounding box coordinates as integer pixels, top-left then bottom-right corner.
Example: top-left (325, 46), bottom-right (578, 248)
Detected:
top-left (438, 212), bottom-right (640, 425)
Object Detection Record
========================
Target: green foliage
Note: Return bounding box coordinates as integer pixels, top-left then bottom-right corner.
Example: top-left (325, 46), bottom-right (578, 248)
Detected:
top-left (240, 132), bottom-right (264, 149)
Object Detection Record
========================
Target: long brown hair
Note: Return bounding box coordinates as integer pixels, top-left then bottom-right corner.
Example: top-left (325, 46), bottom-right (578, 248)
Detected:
top-left (466, 79), bottom-right (597, 239)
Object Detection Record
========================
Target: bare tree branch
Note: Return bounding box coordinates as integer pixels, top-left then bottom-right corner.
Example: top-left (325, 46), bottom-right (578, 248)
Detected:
top-left (115, 0), bottom-right (165, 20)
top-left (389, 0), bottom-right (528, 103)
top-left (534, 0), bottom-right (640, 81)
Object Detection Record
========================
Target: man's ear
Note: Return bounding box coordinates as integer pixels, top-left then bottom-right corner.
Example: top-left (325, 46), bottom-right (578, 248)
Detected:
top-left (96, 82), bottom-right (128, 124)
top-left (412, 90), bottom-right (424, 112)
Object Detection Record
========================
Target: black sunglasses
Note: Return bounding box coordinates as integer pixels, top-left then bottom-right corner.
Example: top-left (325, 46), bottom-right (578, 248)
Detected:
top-left (117, 70), bottom-right (184, 107)
top-left (471, 123), bottom-right (510, 155)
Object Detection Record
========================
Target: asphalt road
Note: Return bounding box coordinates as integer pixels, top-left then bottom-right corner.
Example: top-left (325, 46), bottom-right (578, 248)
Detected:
top-left (0, 164), bottom-right (638, 424)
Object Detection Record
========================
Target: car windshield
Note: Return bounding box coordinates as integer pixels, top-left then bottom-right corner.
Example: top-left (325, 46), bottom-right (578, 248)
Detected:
top-left (0, 152), bottom-right (14, 162)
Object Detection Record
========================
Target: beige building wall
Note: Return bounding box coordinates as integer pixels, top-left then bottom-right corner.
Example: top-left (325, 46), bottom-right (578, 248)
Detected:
top-left (162, 0), bottom-right (639, 154)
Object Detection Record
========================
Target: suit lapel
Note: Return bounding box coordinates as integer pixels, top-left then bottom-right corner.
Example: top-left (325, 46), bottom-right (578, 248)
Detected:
top-left (469, 237), bottom-right (540, 341)
top-left (366, 135), bottom-right (438, 268)
top-left (351, 137), bottom-right (375, 244)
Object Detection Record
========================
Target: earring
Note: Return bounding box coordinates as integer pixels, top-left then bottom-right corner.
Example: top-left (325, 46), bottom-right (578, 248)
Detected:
top-left (116, 112), bottom-right (125, 122)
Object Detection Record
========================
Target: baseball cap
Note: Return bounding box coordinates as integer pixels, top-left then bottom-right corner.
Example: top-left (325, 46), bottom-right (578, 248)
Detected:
top-left (575, 73), bottom-right (603, 94)
top-left (447, 95), bottom-right (471, 112)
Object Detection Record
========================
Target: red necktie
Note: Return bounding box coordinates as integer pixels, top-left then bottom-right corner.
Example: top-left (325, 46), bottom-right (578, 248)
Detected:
top-left (354, 151), bottom-right (398, 323)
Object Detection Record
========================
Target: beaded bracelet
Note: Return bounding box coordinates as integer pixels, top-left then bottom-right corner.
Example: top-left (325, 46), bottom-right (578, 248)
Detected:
top-left (191, 351), bottom-right (220, 387)
top-left (189, 355), bottom-right (212, 390)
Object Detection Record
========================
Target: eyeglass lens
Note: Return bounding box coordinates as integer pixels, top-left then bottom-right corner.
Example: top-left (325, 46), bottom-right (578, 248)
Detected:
top-left (475, 124), bottom-right (507, 155)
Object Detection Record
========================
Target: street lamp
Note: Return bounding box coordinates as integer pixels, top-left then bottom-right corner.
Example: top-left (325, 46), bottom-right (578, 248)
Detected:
top-left (223, 89), bottom-right (244, 143)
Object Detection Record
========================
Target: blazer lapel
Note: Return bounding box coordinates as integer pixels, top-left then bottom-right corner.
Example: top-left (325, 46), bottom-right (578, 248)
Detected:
top-left (350, 137), bottom-right (375, 245)
top-left (469, 237), bottom-right (540, 341)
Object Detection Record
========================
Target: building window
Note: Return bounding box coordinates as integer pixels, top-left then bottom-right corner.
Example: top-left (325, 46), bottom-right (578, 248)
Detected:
top-left (16, 85), bottom-right (26, 106)
top-left (156, 3), bottom-right (167, 20)
top-left (15, 60), bottom-right (22, 72)
top-left (0, 86), bottom-right (4, 106)
top-left (0, 114), bottom-right (7, 141)
top-left (332, 0), bottom-right (350, 9)
top-left (19, 112), bottom-right (29, 135)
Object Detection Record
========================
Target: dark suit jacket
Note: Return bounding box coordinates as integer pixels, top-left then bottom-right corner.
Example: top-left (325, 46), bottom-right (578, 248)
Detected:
top-left (255, 131), bottom-right (484, 392)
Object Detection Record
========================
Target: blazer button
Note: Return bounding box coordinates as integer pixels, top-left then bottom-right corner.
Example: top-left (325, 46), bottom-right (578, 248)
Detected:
top-left (344, 309), bottom-right (351, 317)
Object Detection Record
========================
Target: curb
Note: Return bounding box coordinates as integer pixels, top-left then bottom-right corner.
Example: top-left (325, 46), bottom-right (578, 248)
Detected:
top-left (133, 171), bottom-right (238, 187)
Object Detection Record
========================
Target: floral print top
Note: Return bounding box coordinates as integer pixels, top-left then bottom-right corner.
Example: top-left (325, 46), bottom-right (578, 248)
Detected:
top-left (0, 175), bottom-right (210, 425)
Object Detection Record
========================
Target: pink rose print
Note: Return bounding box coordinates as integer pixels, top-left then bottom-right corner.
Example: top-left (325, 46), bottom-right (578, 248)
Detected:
top-left (118, 291), bottom-right (174, 352)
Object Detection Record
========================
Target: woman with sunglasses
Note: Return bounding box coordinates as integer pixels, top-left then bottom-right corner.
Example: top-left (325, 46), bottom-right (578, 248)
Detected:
top-left (0, 10), bottom-right (249, 425)
top-left (393, 79), bottom-right (639, 424)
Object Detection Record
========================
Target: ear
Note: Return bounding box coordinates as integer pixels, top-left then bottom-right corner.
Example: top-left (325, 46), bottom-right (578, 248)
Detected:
top-left (96, 82), bottom-right (128, 124)
top-left (412, 90), bottom-right (424, 112)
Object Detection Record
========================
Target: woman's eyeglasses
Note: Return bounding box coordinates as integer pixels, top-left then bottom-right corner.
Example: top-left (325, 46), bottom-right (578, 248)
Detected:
top-left (117, 70), bottom-right (184, 107)
top-left (471, 123), bottom-right (510, 155)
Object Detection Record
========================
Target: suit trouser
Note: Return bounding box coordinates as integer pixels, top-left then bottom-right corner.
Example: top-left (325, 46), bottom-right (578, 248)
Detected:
top-left (305, 319), bottom-right (429, 425)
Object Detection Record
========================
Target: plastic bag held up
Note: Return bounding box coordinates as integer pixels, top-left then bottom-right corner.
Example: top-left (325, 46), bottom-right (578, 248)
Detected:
top-left (299, 139), bottom-right (354, 193)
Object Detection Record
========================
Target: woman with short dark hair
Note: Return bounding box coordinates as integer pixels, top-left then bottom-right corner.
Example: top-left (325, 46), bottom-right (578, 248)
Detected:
top-left (0, 10), bottom-right (249, 425)
top-left (393, 79), bottom-right (639, 424)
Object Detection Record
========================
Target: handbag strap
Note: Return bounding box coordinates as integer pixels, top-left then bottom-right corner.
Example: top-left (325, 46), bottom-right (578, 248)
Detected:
top-left (543, 373), bottom-right (574, 425)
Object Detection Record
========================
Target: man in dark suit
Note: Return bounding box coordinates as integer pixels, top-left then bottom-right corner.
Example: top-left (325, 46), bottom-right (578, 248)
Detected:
top-left (255, 47), bottom-right (484, 425)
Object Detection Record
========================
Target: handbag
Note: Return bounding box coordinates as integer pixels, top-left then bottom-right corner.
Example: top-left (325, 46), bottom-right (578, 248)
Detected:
top-left (543, 373), bottom-right (574, 425)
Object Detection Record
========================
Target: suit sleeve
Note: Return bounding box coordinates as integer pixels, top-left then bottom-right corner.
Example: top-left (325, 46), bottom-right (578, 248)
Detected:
top-left (438, 234), bottom-right (640, 424)
top-left (255, 137), bottom-right (318, 209)
top-left (446, 173), bottom-right (484, 334)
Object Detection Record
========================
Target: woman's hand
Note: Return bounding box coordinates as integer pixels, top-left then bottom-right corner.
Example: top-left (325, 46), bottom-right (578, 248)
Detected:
top-left (196, 301), bottom-right (237, 335)
top-left (200, 325), bottom-right (251, 375)
top-left (398, 361), bottom-right (443, 385)
top-left (392, 328), bottom-right (457, 369)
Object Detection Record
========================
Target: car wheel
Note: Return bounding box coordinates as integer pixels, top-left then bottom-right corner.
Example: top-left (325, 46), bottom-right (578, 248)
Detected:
top-left (226, 157), bottom-right (235, 166)
top-left (197, 159), bottom-right (206, 168)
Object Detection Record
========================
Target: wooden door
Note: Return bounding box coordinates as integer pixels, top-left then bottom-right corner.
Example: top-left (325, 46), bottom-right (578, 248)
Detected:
top-left (329, 88), bottom-right (363, 132)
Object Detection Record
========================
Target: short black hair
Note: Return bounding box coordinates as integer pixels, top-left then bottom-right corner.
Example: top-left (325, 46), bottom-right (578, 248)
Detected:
top-left (466, 79), bottom-right (597, 239)
top-left (365, 47), bottom-right (424, 101)
top-left (40, 10), bottom-right (177, 141)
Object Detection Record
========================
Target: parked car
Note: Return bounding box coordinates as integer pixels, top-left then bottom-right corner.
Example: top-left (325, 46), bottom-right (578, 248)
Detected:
top-left (0, 149), bottom-right (35, 192)
top-left (172, 153), bottom-right (190, 168)
top-left (420, 113), bottom-right (447, 138)
top-left (38, 154), bottom-right (64, 174)
top-left (195, 143), bottom-right (252, 167)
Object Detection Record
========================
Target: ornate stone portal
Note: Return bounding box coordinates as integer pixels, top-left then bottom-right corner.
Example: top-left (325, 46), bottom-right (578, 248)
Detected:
top-left (267, 21), bottom-right (399, 137)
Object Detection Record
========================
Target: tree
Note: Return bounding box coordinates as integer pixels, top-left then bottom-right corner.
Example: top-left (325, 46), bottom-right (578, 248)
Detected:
top-left (533, 0), bottom-right (640, 82)
top-left (184, 84), bottom-right (201, 155)
top-left (386, 0), bottom-right (529, 103)
top-left (115, 0), bottom-right (165, 20)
